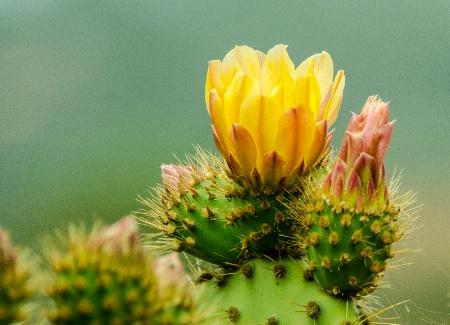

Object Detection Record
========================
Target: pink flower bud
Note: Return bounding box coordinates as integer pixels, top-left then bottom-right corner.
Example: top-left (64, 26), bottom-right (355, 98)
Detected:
top-left (161, 164), bottom-right (197, 192)
top-left (88, 216), bottom-right (142, 257)
top-left (324, 96), bottom-right (395, 212)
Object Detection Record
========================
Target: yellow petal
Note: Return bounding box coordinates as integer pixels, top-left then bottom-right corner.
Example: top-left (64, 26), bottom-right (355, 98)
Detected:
top-left (304, 119), bottom-right (328, 168)
top-left (322, 70), bottom-right (345, 125)
top-left (260, 45), bottom-right (294, 97)
top-left (223, 71), bottom-right (259, 137)
top-left (286, 159), bottom-right (305, 188)
top-left (296, 51), bottom-right (333, 104)
top-left (220, 50), bottom-right (240, 89)
top-left (227, 151), bottom-right (243, 178)
top-left (212, 126), bottom-right (227, 158)
top-left (238, 90), bottom-right (264, 160)
top-left (232, 45), bottom-right (261, 79)
top-left (208, 89), bottom-right (230, 152)
top-left (292, 75), bottom-right (321, 120)
top-left (230, 124), bottom-right (257, 178)
top-left (261, 151), bottom-right (286, 190)
top-left (262, 85), bottom-right (289, 145)
top-left (241, 77), bottom-right (300, 169)
top-left (205, 60), bottom-right (224, 111)
top-left (241, 87), bottom-right (288, 167)
top-left (255, 50), bottom-right (266, 66)
top-left (275, 106), bottom-right (316, 175)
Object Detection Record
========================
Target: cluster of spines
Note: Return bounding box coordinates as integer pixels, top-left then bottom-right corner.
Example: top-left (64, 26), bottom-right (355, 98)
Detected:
top-left (0, 228), bottom-right (34, 325)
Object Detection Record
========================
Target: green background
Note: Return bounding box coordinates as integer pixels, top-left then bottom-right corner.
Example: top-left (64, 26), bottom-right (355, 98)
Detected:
top-left (1, 1), bottom-right (449, 323)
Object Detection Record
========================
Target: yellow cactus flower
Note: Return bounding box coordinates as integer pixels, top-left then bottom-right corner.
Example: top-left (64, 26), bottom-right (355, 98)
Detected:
top-left (205, 45), bottom-right (345, 192)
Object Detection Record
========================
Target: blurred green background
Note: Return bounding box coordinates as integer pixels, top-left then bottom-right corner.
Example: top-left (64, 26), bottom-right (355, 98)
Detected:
top-left (1, 1), bottom-right (449, 323)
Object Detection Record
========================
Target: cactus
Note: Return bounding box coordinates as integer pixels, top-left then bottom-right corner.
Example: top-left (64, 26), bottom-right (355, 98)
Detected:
top-left (301, 97), bottom-right (416, 297)
top-left (141, 148), bottom-right (378, 324)
top-left (0, 44), bottom-right (419, 324)
top-left (0, 227), bottom-right (35, 325)
top-left (140, 45), bottom-right (418, 324)
top-left (303, 201), bottom-right (396, 296)
top-left (201, 258), bottom-right (361, 324)
top-left (43, 217), bottom-right (205, 324)
top-left (141, 155), bottom-right (301, 267)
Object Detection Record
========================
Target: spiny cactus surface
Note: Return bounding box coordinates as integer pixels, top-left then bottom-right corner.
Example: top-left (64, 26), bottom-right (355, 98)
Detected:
top-left (201, 258), bottom-right (362, 324)
top-left (0, 227), bottom-right (34, 325)
top-left (304, 200), bottom-right (399, 296)
top-left (141, 153), bottom-right (310, 266)
top-left (44, 217), bottom-right (205, 325)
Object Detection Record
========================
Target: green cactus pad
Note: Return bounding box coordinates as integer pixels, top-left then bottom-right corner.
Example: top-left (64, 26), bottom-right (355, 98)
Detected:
top-left (44, 221), bottom-right (206, 325)
top-left (142, 160), bottom-right (298, 266)
top-left (305, 200), bottom-right (399, 296)
top-left (201, 257), bottom-right (362, 324)
top-left (46, 244), bottom-right (159, 324)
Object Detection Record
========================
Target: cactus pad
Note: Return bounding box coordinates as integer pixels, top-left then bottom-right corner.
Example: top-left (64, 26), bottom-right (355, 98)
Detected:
top-left (305, 199), bottom-right (400, 296)
top-left (201, 257), bottom-right (362, 324)
top-left (140, 150), bottom-right (300, 266)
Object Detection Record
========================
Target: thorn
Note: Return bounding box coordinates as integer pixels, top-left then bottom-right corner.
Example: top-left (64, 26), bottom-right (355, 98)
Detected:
top-left (261, 223), bottom-right (272, 235)
top-left (181, 218), bottom-right (195, 230)
top-left (202, 206), bottom-right (215, 219)
top-left (321, 256), bottom-right (331, 270)
top-left (182, 237), bottom-right (196, 248)
top-left (243, 203), bottom-right (256, 216)
top-left (341, 213), bottom-right (352, 227)
top-left (309, 233), bottom-right (320, 246)
top-left (328, 231), bottom-right (340, 245)
top-left (224, 306), bottom-right (239, 322)
top-left (361, 246), bottom-right (373, 260)
top-left (275, 211), bottom-right (285, 225)
top-left (261, 199), bottom-right (270, 211)
top-left (370, 220), bottom-right (381, 235)
top-left (273, 264), bottom-right (286, 279)
top-left (249, 232), bottom-right (260, 242)
top-left (319, 215), bottom-right (330, 229)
